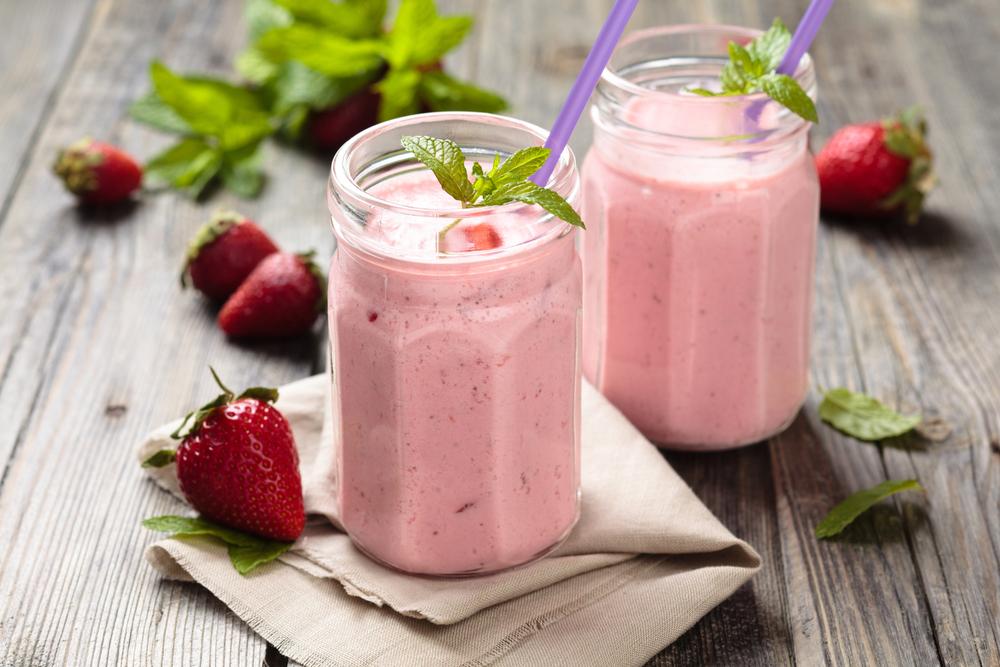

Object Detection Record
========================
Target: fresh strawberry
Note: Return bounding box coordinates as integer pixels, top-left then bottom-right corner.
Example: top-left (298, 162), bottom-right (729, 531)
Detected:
top-left (182, 211), bottom-right (280, 301)
top-left (143, 369), bottom-right (305, 542)
top-left (463, 223), bottom-right (503, 250)
top-left (218, 251), bottom-right (325, 338)
top-left (306, 88), bottom-right (381, 150)
top-left (52, 138), bottom-right (143, 204)
top-left (816, 108), bottom-right (935, 224)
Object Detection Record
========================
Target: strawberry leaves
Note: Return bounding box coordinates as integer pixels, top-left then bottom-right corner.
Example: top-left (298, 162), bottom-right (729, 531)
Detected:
top-left (132, 62), bottom-right (273, 198)
top-left (401, 136), bottom-right (585, 229)
top-left (167, 367), bottom-right (279, 440)
top-left (880, 107), bottom-right (935, 224)
top-left (689, 18), bottom-right (818, 123)
top-left (143, 515), bottom-right (293, 574)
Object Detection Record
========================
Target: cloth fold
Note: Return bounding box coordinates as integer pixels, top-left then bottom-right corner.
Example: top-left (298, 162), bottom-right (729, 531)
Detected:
top-left (139, 375), bottom-right (759, 666)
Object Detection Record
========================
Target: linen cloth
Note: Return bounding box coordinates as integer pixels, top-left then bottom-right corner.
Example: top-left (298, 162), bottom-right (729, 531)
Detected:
top-left (138, 374), bottom-right (760, 666)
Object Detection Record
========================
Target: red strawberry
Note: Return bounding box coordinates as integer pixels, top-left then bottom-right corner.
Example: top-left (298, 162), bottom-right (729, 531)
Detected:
top-left (306, 88), bottom-right (381, 150)
top-left (463, 223), bottom-right (503, 250)
top-left (816, 108), bottom-right (935, 224)
top-left (52, 138), bottom-right (143, 204)
top-left (143, 369), bottom-right (305, 542)
top-left (182, 212), bottom-right (280, 301)
top-left (218, 251), bottom-right (326, 338)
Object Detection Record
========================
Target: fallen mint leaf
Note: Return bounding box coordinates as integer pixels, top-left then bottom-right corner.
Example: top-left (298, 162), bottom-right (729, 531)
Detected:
top-left (143, 515), bottom-right (292, 574)
top-left (819, 387), bottom-right (921, 442)
top-left (141, 449), bottom-right (177, 468)
top-left (815, 479), bottom-right (924, 539)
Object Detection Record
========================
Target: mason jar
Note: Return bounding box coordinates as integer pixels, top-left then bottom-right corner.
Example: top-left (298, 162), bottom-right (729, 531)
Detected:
top-left (582, 25), bottom-right (819, 450)
top-left (328, 112), bottom-right (582, 576)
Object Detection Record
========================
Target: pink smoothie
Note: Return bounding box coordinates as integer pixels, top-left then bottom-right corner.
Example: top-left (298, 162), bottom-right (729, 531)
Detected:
top-left (583, 97), bottom-right (819, 448)
top-left (329, 170), bottom-right (581, 575)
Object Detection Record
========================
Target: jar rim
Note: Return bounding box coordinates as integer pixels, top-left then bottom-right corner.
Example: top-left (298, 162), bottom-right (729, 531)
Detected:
top-left (330, 112), bottom-right (578, 219)
top-left (600, 23), bottom-right (815, 105)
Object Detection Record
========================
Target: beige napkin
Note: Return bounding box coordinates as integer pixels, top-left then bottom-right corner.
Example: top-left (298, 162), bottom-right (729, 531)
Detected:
top-left (138, 375), bottom-right (760, 666)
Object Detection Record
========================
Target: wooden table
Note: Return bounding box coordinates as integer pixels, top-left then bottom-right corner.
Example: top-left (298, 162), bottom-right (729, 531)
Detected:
top-left (1, 0), bottom-right (997, 664)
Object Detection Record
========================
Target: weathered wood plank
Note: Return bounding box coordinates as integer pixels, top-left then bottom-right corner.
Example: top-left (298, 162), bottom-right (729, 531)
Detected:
top-left (0, 0), bottom-right (98, 213)
top-left (0, 0), bottom-right (327, 663)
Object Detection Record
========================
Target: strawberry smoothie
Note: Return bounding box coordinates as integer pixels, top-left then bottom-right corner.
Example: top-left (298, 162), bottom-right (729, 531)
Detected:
top-left (582, 25), bottom-right (819, 449)
top-left (327, 114), bottom-right (582, 575)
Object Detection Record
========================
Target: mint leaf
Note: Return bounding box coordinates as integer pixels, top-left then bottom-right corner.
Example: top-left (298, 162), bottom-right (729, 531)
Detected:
top-left (687, 18), bottom-right (816, 123)
top-left (129, 92), bottom-right (191, 134)
top-left (141, 449), bottom-right (177, 468)
top-left (418, 71), bottom-right (507, 113)
top-left (815, 479), bottom-right (924, 539)
top-left (221, 152), bottom-right (266, 198)
top-left (236, 48), bottom-right (281, 85)
top-left (489, 147), bottom-right (550, 187)
top-left (142, 515), bottom-right (293, 574)
top-left (748, 17), bottom-right (791, 73)
top-left (144, 139), bottom-right (218, 190)
top-left (760, 73), bottom-right (818, 123)
top-left (227, 540), bottom-right (292, 575)
top-left (256, 25), bottom-right (383, 78)
top-left (273, 0), bottom-right (381, 38)
top-left (375, 68), bottom-right (422, 121)
top-left (819, 388), bottom-right (921, 442)
top-left (386, 0), bottom-right (472, 68)
top-left (245, 0), bottom-right (292, 41)
top-left (400, 135), bottom-right (475, 203)
top-left (482, 181), bottom-right (585, 229)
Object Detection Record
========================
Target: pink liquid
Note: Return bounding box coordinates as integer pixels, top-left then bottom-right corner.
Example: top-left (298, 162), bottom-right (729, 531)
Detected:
top-left (582, 100), bottom-right (819, 449)
top-left (330, 171), bottom-right (581, 575)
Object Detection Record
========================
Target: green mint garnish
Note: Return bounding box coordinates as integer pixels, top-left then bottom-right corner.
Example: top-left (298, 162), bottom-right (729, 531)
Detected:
top-left (131, 62), bottom-right (274, 199)
top-left (400, 135), bottom-right (585, 229)
top-left (142, 515), bottom-right (292, 574)
top-left (818, 387), bottom-right (921, 442)
top-left (815, 479), bottom-right (924, 539)
top-left (688, 18), bottom-right (818, 123)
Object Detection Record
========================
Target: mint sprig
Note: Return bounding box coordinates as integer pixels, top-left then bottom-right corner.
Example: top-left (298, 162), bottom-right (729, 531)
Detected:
top-left (143, 515), bottom-right (292, 574)
top-left (243, 0), bottom-right (507, 131)
top-left (815, 479), bottom-right (924, 539)
top-left (400, 136), bottom-right (585, 229)
top-left (131, 62), bottom-right (274, 198)
top-left (818, 387), bottom-right (921, 442)
top-left (689, 18), bottom-right (818, 123)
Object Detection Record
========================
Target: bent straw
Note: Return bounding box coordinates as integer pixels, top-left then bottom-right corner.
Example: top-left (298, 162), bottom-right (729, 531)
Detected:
top-left (747, 0), bottom-right (836, 126)
top-left (531, 0), bottom-right (640, 186)
top-left (778, 0), bottom-right (836, 75)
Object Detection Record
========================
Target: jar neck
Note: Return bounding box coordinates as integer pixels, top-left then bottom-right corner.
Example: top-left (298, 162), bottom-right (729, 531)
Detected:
top-left (328, 112), bottom-right (580, 269)
top-left (593, 24), bottom-right (816, 157)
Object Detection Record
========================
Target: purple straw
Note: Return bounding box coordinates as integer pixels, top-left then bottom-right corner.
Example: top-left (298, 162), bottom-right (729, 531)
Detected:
top-left (531, 0), bottom-right (640, 186)
top-left (778, 0), bottom-right (836, 75)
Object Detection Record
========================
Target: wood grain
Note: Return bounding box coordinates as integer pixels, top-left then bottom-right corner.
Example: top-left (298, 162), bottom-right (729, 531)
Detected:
top-left (2, 0), bottom-right (1000, 665)
top-left (0, 0), bottom-right (98, 213)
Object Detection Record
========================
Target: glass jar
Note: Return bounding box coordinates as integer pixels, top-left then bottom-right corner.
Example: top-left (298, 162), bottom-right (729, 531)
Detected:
top-left (327, 112), bottom-right (582, 576)
top-left (582, 25), bottom-right (819, 450)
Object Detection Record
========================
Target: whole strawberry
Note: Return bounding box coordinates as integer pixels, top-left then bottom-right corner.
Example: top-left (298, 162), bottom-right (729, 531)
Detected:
top-left (218, 251), bottom-right (325, 338)
top-left (306, 89), bottom-right (380, 151)
top-left (53, 138), bottom-right (143, 204)
top-left (143, 369), bottom-right (305, 542)
top-left (816, 108), bottom-right (935, 224)
top-left (182, 211), bottom-right (279, 301)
